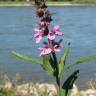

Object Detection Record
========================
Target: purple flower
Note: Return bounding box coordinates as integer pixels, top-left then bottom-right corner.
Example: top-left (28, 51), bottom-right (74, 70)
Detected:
top-left (34, 27), bottom-right (49, 43)
top-left (48, 25), bottom-right (63, 40)
top-left (41, 16), bottom-right (52, 23)
top-left (38, 40), bottom-right (62, 56)
top-left (38, 45), bottom-right (52, 56)
top-left (53, 39), bottom-right (62, 52)
top-left (45, 10), bottom-right (51, 17)
top-left (39, 21), bottom-right (50, 27)
top-left (34, 29), bottom-right (43, 43)
top-left (36, 8), bottom-right (44, 18)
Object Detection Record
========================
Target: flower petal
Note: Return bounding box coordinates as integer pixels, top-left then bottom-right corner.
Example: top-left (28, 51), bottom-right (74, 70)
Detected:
top-left (39, 48), bottom-right (52, 56)
top-left (48, 32), bottom-right (55, 40)
top-left (36, 36), bottom-right (42, 43)
top-left (53, 25), bottom-right (63, 36)
top-left (55, 31), bottom-right (63, 36)
top-left (34, 29), bottom-right (39, 32)
top-left (54, 48), bottom-right (61, 52)
top-left (34, 33), bottom-right (42, 43)
top-left (53, 25), bottom-right (60, 33)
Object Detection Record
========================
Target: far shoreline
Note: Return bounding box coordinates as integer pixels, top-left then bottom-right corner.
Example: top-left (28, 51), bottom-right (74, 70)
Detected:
top-left (0, 2), bottom-right (96, 7)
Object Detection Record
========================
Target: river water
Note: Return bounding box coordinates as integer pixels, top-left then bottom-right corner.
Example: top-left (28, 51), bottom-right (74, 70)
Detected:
top-left (0, 6), bottom-right (96, 89)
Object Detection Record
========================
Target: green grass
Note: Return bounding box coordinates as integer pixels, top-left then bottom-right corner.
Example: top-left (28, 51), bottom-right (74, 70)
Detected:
top-left (0, 1), bottom-right (27, 4)
top-left (0, 0), bottom-right (96, 5)
top-left (72, 0), bottom-right (96, 4)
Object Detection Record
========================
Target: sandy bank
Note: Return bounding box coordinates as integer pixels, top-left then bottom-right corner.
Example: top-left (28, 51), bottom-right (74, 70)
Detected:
top-left (4, 82), bottom-right (96, 96)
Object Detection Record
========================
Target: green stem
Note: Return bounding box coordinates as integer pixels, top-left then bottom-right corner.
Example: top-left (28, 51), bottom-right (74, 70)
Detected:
top-left (52, 52), bottom-right (60, 87)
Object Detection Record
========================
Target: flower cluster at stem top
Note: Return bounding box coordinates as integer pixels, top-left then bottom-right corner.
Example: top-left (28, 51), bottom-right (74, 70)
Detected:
top-left (34, 2), bottom-right (63, 56)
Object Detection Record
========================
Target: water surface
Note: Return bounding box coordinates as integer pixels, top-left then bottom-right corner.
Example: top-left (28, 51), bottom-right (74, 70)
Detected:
top-left (0, 6), bottom-right (96, 89)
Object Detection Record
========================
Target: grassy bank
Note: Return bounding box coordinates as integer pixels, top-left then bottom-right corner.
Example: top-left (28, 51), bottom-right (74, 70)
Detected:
top-left (0, 1), bottom-right (96, 7)
top-left (46, 1), bottom-right (96, 6)
top-left (71, 0), bottom-right (96, 4)
top-left (0, 1), bottom-right (33, 6)
top-left (1, 0), bottom-right (96, 4)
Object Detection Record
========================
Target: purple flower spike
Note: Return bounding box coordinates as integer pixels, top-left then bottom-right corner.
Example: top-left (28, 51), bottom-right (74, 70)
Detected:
top-left (34, 2), bottom-right (63, 57)
top-left (48, 25), bottom-right (63, 40)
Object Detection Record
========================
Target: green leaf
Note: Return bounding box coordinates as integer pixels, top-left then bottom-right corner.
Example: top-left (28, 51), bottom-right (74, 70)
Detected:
top-left (12, 51), bottom-right (43, 65)
top-left (59, 44), bottom-right (70, 77)
top-left (60, 55), bottom-right (96, 77)
top-left (62, 70), bottom-right (79, 96)
top-left (42, 55), bottom-right (54, 76)
top-left (42, 55), bottom-right (49, 70)
top-left (57, 86), bottom-right (67, 96)
top-left (73, 55), bottom-right (96, 65)
top-left (42, 88), bottom-right (49, 96)
top-left (67, 55), bottom-right (96, 72)
top-left (59, 45), bottom-right (70, 65)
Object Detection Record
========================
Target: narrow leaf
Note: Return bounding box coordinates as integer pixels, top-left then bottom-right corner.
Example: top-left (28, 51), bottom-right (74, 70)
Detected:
top-left (60, 55), bottom-right (96, 77)
top-left (62, 70), bottom-right (79, 96)
top-left (59, 44), bottom-right (70, 77)
top-left (73, 55), bottom-right (96, 65)
top-left (59, 44), bottom-right (70, 65)
top-left (12, 51), bottom-right (43, 65)
top-left (42, 55), bottom-right (54, 76)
